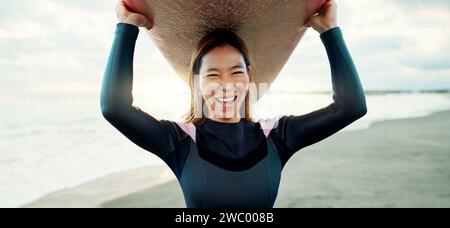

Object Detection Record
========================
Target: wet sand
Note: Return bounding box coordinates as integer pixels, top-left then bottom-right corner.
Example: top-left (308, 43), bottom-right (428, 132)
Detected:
top-left (25, 111), bottom-right (450, 208)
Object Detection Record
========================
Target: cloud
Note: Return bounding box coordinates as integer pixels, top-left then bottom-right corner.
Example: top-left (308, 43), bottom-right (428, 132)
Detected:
top-left (267, 0), bottom-right (450, 92)
top-left (395, 0), bottom-right (450, 8)
top-left (0, 0), bottom-right (189, 102)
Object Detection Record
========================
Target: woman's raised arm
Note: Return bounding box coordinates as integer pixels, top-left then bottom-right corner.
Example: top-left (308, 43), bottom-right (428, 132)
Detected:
top-left (273, 0), bottom-right (367, 166)
top-left (101, 2), bottom-right (185, 161)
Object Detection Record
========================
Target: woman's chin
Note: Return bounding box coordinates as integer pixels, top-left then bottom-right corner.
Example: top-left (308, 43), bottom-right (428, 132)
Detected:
top-left (213, 109), bottom-right (238, 118)
top-left (214, 105), bottom-right (242, 118)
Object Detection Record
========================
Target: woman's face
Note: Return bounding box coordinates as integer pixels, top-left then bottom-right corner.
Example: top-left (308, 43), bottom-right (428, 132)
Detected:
top-left (198, 45), bottom-right (250, 120)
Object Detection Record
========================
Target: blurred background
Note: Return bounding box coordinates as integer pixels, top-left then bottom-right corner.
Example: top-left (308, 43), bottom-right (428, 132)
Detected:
top-left (0, 0), bottom-right (449, 208)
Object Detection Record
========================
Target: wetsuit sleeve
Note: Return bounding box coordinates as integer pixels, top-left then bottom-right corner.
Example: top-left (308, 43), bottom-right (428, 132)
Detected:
top-left (274, 27), bottom-right (368, 166)
top-left (100, 23), bottom-right (186, 161)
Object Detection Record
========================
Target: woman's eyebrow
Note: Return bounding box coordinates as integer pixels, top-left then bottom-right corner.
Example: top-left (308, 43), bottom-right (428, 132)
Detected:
top-left (206, 64), bottom-right (245, 72)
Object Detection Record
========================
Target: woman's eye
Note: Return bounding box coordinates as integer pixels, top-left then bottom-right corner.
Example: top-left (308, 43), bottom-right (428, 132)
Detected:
top-left (206, 74), bottom-right (219, 77)
top-left (233, 71), bottom-right (244, 75)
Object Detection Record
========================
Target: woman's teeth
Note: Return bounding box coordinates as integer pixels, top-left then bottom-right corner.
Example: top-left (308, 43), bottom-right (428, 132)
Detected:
top-left (215, 96), bottom-right (237, 104)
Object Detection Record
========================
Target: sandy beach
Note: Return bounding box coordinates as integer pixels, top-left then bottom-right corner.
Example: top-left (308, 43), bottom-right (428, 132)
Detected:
top-left (24, 110), bottom-right (450, 208)
top-left (23, 166), bottom-right (176, 208)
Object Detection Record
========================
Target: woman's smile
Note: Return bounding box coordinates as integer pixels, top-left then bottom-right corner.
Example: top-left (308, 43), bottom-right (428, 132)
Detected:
top-left (215, 95), bottom-right (238, 109)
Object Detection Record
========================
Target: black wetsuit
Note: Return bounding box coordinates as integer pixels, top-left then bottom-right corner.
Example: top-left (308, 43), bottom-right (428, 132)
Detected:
top-left (101, 23), bottom-right (367, 208)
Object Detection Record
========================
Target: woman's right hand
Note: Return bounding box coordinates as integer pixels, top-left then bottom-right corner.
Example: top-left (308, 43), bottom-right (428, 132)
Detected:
top-left (116, 0), bottom-right (154, 30)
top-left (305, 0), bottom-right (337, 34)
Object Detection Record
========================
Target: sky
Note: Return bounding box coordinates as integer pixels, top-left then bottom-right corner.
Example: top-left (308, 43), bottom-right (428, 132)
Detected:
top-left (0, 0), bottom-right (449, 102)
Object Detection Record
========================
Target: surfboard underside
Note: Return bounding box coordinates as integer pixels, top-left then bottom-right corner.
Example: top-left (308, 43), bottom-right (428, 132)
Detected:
top-left (124, 0), bottom-right (326, 93)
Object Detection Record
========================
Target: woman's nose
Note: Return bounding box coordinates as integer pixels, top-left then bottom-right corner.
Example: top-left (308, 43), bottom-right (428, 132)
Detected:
top-left (211, 82), bottom-right (235, 97)
top-left (220, 81), bottom-right (235, 90)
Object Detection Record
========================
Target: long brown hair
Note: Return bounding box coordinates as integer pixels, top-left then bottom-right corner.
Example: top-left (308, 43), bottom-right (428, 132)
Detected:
top-left (182, 28), bottom-right (256, 125)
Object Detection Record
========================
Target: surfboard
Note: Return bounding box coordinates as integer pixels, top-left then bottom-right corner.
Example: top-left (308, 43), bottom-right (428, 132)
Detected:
top-left (124, 0), bottom-right (326, 97)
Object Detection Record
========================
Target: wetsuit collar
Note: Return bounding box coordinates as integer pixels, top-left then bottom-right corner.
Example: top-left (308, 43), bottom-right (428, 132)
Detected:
top-left (204, 117), bottom-right (245, 125)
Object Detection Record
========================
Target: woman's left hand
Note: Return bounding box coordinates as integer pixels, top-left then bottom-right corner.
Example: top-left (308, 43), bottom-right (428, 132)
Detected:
top-left (306, 0), bottom-right (338, 34)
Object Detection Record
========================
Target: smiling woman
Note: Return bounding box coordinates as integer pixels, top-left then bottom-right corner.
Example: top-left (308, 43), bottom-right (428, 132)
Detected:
top-left (100, 0), bottom-right (367, 208)
top-left (184, 28), bottom-right (254, 124)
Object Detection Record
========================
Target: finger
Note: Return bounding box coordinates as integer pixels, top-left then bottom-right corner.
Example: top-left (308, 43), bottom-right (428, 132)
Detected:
top-left (120, 0), bottom-right (134, 13)
top-left (318, 0), bottom-right (334, 13)
top-left (142, 15), bottom-right (154, 29)
top-left (318, 4), bottom-right (332, 16)
top-left (139, 15), bottom-right (152, 29)
top-left (305, 16), bottom-right (317, 27)
top-left (138, 15), bottom-right (153, 30)
top-left (305, 18), bottom-right (312, 27)
top-left (116, 1), bottom-right (130, 14)
top-left (145, 20), bottom-right (154, 30)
